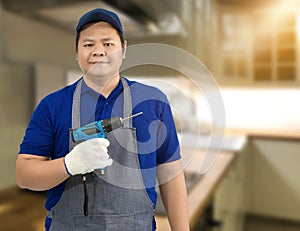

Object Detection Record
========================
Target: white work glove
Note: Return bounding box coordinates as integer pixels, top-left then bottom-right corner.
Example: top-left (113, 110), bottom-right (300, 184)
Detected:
top-left (64, 138), bottom-right (113, 176)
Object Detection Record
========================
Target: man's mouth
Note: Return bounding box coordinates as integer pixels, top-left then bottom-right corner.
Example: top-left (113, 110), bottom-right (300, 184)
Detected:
top-left (89, 61), bottom-right (109, 64)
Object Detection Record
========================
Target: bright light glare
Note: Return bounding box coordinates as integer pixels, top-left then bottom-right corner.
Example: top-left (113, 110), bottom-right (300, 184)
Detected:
top-left (297, 14), bottom-right (300, 38)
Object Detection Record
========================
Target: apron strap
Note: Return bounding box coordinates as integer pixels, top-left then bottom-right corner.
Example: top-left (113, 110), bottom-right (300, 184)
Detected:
top-left (69, 79), bottom-right (83, 151)
top-left (120, 77), bottom-right (132, 128)
top-left (47, 210), bottom-right (53, 219)
top-left (72, 79), bottom-right (82, 129)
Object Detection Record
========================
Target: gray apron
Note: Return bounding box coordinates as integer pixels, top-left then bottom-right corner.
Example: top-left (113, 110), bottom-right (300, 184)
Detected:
top-left (48, 78), bottom-right (154, 231)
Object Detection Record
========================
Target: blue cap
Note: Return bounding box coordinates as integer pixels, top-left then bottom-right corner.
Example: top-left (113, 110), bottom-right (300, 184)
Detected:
top-left (76, 8), bottom-right (124, 38)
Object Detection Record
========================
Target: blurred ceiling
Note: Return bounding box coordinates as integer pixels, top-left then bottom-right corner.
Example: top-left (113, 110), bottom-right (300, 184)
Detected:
top-left (218, 0), bottom-right (281, 7)
top-left (1, 0), bottom-right (284, 37)
top-left (1, 0), bottom-right (185, 37)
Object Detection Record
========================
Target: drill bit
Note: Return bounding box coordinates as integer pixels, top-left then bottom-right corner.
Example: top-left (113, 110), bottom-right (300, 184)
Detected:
top-left (123, 112), bottom-right (143, 121)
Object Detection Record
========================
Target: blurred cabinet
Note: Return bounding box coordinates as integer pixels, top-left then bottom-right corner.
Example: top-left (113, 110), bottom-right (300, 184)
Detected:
top-left (192, 0), bottom-right (219, 67)
top-left (216, 6), bottom-right (300, 85)
top-left (212, 144), bottom-right (250, 231)
top-left (218, 13), bottom-right (252, 82)
top-left (249, 138), bottom-right (300, 221)
top-left (253, 11), bottom-right (297, 82)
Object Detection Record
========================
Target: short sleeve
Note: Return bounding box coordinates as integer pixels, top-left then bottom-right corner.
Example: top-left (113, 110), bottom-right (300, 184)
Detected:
top-left (19, 99), bottom-right (54, 156)
top-left (156, 96), bottom-right (181, 164)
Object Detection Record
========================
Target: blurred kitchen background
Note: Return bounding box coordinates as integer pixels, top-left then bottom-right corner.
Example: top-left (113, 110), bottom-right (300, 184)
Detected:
top-left (1, 0), bottom-right (300, 230)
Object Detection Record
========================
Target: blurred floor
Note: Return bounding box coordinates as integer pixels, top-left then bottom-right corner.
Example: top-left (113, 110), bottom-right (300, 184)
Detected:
top-left (1, 187), bottom-right (300, 231)
top-left (244, 215), bottom-right (300, 231)
top-left (0, 187), bottom-right (46, 231)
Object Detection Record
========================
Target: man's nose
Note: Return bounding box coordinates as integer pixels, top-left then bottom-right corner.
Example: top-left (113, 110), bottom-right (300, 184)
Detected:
top-left (92, 45), bottom-right (106, 57)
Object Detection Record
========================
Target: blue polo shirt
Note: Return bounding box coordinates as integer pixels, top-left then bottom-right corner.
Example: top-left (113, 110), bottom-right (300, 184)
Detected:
top-left (19, 77), bottom-right (181, 230)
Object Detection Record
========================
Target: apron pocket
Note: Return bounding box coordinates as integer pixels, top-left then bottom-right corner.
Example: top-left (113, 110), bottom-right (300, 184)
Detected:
top-left (134, 211), bottom-right (153, 231)
top-left (74, 214), bottom-right (134, 231)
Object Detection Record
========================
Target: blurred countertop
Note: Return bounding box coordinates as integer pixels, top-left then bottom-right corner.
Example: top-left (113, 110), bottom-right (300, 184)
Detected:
top-left (225, 128), bottom-right (300, 140)
top-left (155, 132), bottom-right (247, 230)
top-left (155, 127), bottom-right (300, 230)
top-left (155, 147), bottom-right (238, 230)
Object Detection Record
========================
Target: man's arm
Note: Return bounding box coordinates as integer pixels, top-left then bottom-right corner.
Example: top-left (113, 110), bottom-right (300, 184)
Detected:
top-left (157, 160), bottom-right (190, 231)
top-left (16, 138), bottom-right (113, 191)
top-left (16, 154), bottom-right (69, 191)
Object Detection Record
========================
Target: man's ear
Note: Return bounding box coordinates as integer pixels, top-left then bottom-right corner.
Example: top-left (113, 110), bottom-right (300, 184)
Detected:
top-left (122, 40), bottom-right (127, 59)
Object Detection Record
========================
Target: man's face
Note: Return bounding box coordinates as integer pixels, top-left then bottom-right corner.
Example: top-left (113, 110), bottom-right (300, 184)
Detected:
top-left (76, 22), bottom-right (125, 81)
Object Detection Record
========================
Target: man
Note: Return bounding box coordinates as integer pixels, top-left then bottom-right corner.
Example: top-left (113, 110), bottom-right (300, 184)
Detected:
top-left (16, 8), bottom-right (189, 231)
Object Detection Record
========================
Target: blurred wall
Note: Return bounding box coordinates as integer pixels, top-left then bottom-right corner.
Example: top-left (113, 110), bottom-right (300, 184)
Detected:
top-left (0, 3), bottom-right (75, 190)
top-left (0, 63), bottom-right (32, 190)
top-left (1, 9), bottom-right (76, 67)
top-left (34, 63), bottom-right (66, 106)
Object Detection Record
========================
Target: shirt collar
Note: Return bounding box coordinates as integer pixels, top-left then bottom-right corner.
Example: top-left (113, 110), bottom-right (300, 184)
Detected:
top-left (81, 77), bottom-right (123, 100)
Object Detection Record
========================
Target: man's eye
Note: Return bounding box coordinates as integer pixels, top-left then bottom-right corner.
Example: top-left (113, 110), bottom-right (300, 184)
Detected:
top-left (84, 44), bottom-right (93, 47)
top-left (104, 43), bottom-right (114, 47)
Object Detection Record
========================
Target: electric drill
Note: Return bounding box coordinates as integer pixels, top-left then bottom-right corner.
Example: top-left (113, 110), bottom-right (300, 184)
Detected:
top-left (71, 112), bottom-right (143, 174)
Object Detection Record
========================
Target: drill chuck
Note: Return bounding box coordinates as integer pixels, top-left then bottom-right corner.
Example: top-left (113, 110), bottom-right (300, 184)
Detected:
top-left (101, 117), bottom-right (123, 134)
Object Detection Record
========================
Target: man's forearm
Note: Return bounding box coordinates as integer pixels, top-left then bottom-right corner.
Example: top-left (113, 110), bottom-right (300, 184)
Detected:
top-left (16, 154), bottom-right (69, 191)
top-left (159, 171), bottom-right (190, 231)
